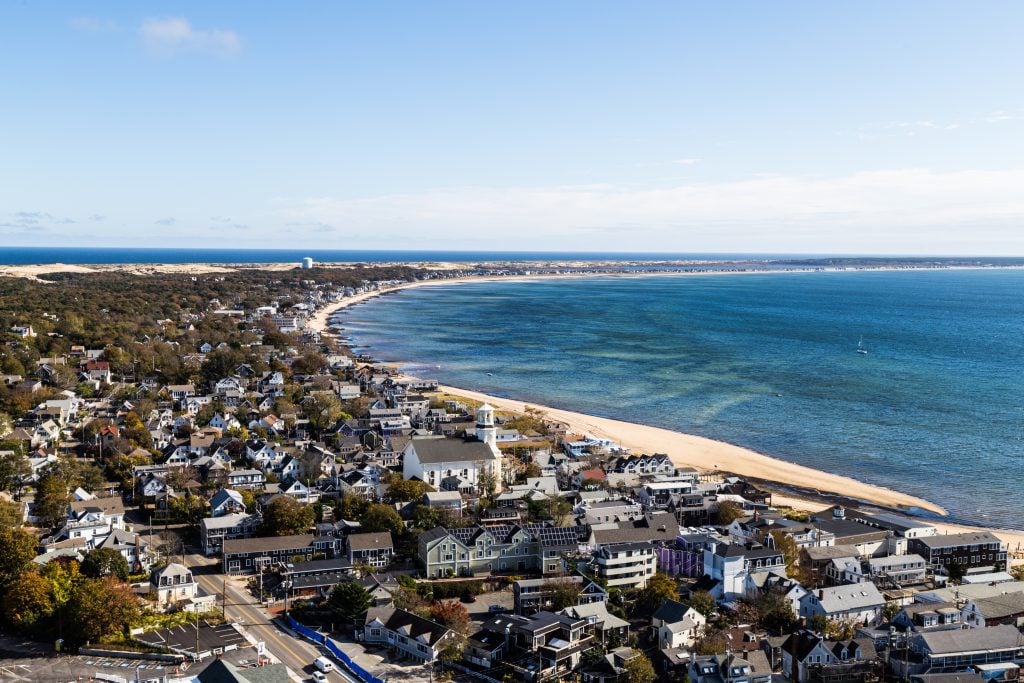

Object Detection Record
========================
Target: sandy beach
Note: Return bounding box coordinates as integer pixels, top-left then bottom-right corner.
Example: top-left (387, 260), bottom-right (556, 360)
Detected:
top-left (306, 273), bottom-right (1024, 553)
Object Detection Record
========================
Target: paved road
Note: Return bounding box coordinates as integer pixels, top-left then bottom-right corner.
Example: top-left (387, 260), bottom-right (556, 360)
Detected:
top-left (186, 551), bottom-right (353, 683)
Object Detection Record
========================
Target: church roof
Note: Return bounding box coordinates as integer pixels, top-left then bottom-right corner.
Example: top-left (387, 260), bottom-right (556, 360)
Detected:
top-left (409, 437), bottom-right (497, 464)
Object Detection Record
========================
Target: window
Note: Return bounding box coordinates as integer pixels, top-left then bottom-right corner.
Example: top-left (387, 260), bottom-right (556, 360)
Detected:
top-left (370, 628), bottom-right (381, 637)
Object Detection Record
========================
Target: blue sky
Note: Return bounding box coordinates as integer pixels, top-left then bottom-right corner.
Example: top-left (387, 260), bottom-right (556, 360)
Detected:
top-left (2, 2), bottom-right (1023, 254)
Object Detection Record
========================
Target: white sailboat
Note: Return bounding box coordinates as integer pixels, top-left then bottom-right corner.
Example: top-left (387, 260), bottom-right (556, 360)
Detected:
top-left (857, 336), bottom-right (868, 355)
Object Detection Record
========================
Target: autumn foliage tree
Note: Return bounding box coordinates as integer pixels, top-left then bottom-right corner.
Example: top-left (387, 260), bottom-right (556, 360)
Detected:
top-left (66, 576), bottom-right (141, 644)
top-left (623, 650), bottom-right (657, 683)
top-left (636, 572), bottom-right (680, 616)
top-left (429, 600), bottom-right (471, 635)
top-left (260, 495), bottom-right (315, 536)
top-left (2, 570), bottom-right (54, 635)
top-left (0, 527), bottom-right (39, 588)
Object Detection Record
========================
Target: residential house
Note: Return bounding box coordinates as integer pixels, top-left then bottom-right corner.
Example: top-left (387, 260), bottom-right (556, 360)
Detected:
top-left (151, 562), bottom-right (197, 610)
top-left (651, 599), bottom-right (707, 650)
top-left (896, 626), bottom-right (1024, 677)
top-left (908, 532), bottom-right (1008, 573)
top-left (702, 541), bottom-right (787, 603)
top-left (962, 593), bottom-right (1024, 628)
top-left (689, 653), bottom-right (773, 683)
top-left (61, 496), bottom-right (127, 544)
top-left (514, 575), bottom-right (608, 615)
top-left (226, 469), bottom-right (265, 491)
top-left (590, 542), bottom-right (657, 590)
top-left (347, 531), bottom-right (394, 569)
top-left (223, 533), bottom-right (317, 573)
top-left (94, 528), bottom-right (153, 572)
top-left (799, 583), bottom-right (885, 627)
top-left (780, 630), bottom-right (878, 683)
top-left (360, 607), bottom-right (460, 663)
top-left (209, 489), bottom-right (246, 517)
top-left (559, 601), bottom-right (629, 648)
top-left (419, 524), bottom-right (580, 578)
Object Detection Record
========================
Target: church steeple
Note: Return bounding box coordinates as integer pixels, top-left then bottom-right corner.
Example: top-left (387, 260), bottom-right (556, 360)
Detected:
top-left (475, 403), bottom-right (496, 448)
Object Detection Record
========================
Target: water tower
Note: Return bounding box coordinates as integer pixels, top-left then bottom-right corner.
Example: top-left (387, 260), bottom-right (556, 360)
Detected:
top-left (301, 257), bottom-right (314, 269)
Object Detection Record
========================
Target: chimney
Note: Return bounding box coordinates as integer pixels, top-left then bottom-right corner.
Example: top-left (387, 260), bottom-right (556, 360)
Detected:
top-left (818, 589), bottom-right (825, 600)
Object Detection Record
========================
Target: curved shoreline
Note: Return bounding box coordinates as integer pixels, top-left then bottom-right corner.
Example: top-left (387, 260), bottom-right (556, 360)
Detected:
top-left (307, 271), bottom-right (1024, 550)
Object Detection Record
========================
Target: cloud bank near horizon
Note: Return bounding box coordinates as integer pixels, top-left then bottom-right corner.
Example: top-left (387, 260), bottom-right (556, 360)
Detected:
top-left (4, 167), bottom-right (1024, 254)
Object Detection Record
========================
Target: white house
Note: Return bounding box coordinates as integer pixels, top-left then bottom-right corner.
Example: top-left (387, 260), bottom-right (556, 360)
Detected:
top-left (150, 563), bottom-right (200, 611)
top-left (702, 541), bottom-right (787, 603)
top-left (360, 607), bottom-right (459, 663)
top-left (799, 583), bottom-right (885, 627)
top-left (651, 599), bottom-right (707, 650)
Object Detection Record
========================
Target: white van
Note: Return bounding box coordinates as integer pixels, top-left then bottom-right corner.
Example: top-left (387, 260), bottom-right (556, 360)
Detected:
top-left (314, 656), bottom-right (334, 673)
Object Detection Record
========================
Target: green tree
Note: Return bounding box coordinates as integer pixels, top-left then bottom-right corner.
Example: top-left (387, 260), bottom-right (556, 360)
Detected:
top-left (81, 547), bottom-right (130, 581)
top-left (33, 473), bottom-right (70, 529)
top-left (768, 530), bottom-right (799, 575)
top-left (260, 496), bottom-right (315, 536)
top-left (755, 589), bottom-right (797, 633)
top-left (240, 489), bottom-right (257, 512)
top-left (42, 557), bottom-right (82, 610)
top-left (0, 448), bottom-right (31, 495)
top-left (328, 581), bottom-right (372, 624)
top-left (686, 590), bottom-right (718, 618)
top-left (0, 527), bottom-right (38, 587)
top-left (384, 478), bottom-right (434, 503)
top-left (2, 570), bottom-right (54, 635)
top-left (0, 498), bottom-right (23, 528)
top-left (636, 572), bottom-right (680, 615)
top-left (713, 501), bottom-right (743, 525)
top-left (303, 391), bottom-right (344, 436)
top-left (622, 650), bottom-right (657, 683)
top-left (544, 576), bottom-right (583, 611)
top-left (66, 576), bottom-right (141, 644)
top-left (439, 634), bottom-right (466, 665)
top-left (169, 493), bottom-right (207, 529)
top-left (360, 503), bottom-right (404, 536)
top-left (477, 469), bottom-right (497, 503)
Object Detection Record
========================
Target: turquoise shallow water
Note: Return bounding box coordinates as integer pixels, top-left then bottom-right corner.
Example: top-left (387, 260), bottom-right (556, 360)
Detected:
top-left (338, 270), bottom-right (1024, 529)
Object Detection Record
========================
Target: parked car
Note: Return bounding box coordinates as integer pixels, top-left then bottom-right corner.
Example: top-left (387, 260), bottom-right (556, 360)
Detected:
top-left (461, 593), bottom-right (477, 603)
top-left (311, 673), bottom-right (327, 683)
top-left (488, 605), bottom-right (509, 614)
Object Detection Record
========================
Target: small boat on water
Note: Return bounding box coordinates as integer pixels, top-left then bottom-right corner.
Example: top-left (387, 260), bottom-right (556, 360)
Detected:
top-left (857, 336), bottom-right (868, 355)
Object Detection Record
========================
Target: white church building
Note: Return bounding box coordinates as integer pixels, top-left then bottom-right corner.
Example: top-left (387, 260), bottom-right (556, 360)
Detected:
top-left (402, 404), bottom-right (503, 494)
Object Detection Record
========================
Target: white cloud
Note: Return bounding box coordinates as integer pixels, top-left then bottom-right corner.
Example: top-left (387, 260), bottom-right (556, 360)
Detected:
top-left (140, 17), bottom-right (241, 57)
top-left (278, 168), bottom-right (1024, 253)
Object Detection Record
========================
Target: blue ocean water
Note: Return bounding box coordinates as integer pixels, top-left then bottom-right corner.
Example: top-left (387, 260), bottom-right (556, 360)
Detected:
top-left (338, 270), bottom-right (1024, 529)
top-left (0, 246), bottom-right (812, 265)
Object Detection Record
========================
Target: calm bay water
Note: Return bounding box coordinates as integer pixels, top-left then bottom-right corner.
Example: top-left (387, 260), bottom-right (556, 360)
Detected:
top-left (339, 270), bottom-right (1024, 528)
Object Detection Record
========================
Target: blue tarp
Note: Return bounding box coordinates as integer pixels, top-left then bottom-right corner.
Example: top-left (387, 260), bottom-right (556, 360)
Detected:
top-left (285, 614), bottom-right (385, 683)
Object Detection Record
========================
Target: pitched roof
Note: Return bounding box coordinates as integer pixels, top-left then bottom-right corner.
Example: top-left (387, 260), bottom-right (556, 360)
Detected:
top-left (223, 534), bottom-right (314, 555)
top-left (812, 583), bottom-right (885, 612)
top-left (348, 531), bottom-right (394, 552)
top-left (408, 437), bottom-right (497, 464)
top-left (652, 599), bottom-right (699, 624)
top-left (911, 531), bottom-right (1003, 549)
top-left (364, 607), bottom-right (453, 646)
top-left (914, 624), bottom-right (1024, 655)
top-left (969, 592), bottom-right (1024, 619)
